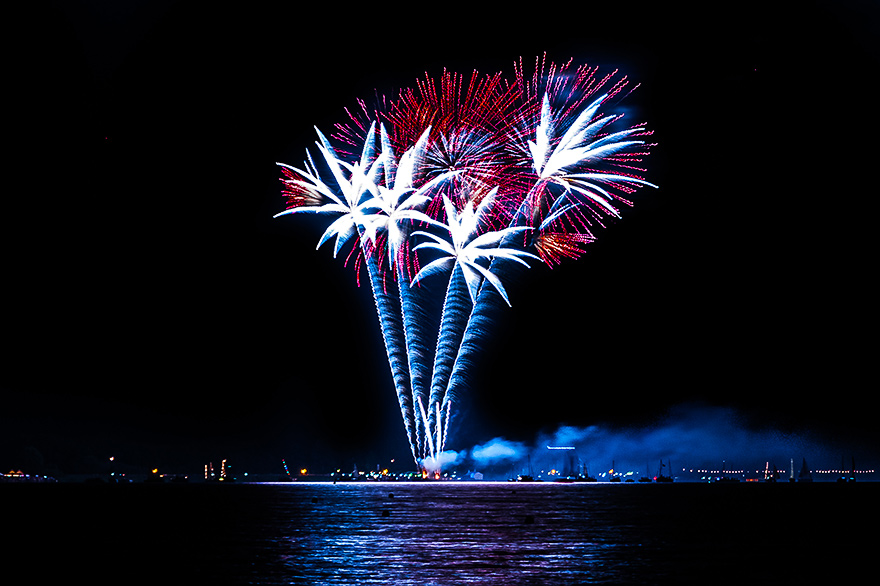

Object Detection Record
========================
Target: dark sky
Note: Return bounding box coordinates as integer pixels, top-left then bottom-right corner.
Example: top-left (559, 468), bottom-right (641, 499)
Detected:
top-left (3, 1), bottom-right (877, 476)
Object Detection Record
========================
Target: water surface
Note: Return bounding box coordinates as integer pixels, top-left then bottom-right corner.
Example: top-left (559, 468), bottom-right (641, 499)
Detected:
top-left (6, 481), bottom-right (876, 584)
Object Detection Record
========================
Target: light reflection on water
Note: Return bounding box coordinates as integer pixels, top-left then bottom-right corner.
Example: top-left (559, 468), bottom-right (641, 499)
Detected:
top-left (198, 481), bottom-right (877, 585)
top-left (211, 482), bottom-right (675, 584)
top-left (9, 481), bottom-right (875, 584)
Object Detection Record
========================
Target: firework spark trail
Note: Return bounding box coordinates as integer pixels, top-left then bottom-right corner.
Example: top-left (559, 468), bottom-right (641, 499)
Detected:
top-left (335, 69), bottom-right (530, 205)
top-left (417, 396), bottom-right (434, 462)
top-left (366, 124), bottom-right (455, 461)
top-left (276, 55), bottom-right (656, 471)
top-left (331, 71), bottom-right (526, 461)
top-left (411, 189), bottom-right (539, 455)
top-left (274, 124), bottom-right (427, 465)
top-left (439, 65), bottom-right (657, 443)
top-left (440, 391), bottom-right (453, 455)
top-left (331, 72), bottom-right (535, 459)
top-left (362, 246), bottom-right (419, 464)
top-left (424, 264), bottom-right (469, 456)
top-left (396, 259), bottom-right (435, 459)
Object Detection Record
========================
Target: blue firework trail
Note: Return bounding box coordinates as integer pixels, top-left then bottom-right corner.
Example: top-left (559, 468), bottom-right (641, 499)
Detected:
top-left (425, 264), bottom-right (469, 451)
top-left (275, 55), bottom-right (657, 471)
top-left (396, 259), bottom-right (436, 461)
top-left (364, 247), bottom-right (418, 461)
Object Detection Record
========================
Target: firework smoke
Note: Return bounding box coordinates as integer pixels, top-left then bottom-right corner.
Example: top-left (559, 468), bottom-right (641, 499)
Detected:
top-left (461, 403), bottom-right (868, 481)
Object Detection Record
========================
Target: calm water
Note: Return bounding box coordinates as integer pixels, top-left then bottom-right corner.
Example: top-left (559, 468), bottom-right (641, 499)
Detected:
top-left (5, 482), bottom-right (878, 584)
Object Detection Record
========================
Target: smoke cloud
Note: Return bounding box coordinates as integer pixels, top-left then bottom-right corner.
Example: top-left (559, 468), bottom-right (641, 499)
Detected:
top-left (471, 437), bottom-right (528, 466)
top-left (421, 450), bottom-right (465, 473)
top-left (462, 403), bottom-right (865, 480)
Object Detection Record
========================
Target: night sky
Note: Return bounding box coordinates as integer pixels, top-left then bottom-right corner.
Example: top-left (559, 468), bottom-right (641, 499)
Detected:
top-left (3, 1), bottom-right (877, 477)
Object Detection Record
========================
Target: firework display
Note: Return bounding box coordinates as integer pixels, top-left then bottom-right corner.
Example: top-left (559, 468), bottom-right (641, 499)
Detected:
top-left (275, 55), bottom-right (657, 471)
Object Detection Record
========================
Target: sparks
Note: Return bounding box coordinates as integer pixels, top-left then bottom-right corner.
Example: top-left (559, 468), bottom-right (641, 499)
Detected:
top-left (274, 54), bottom-right (658, 471)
